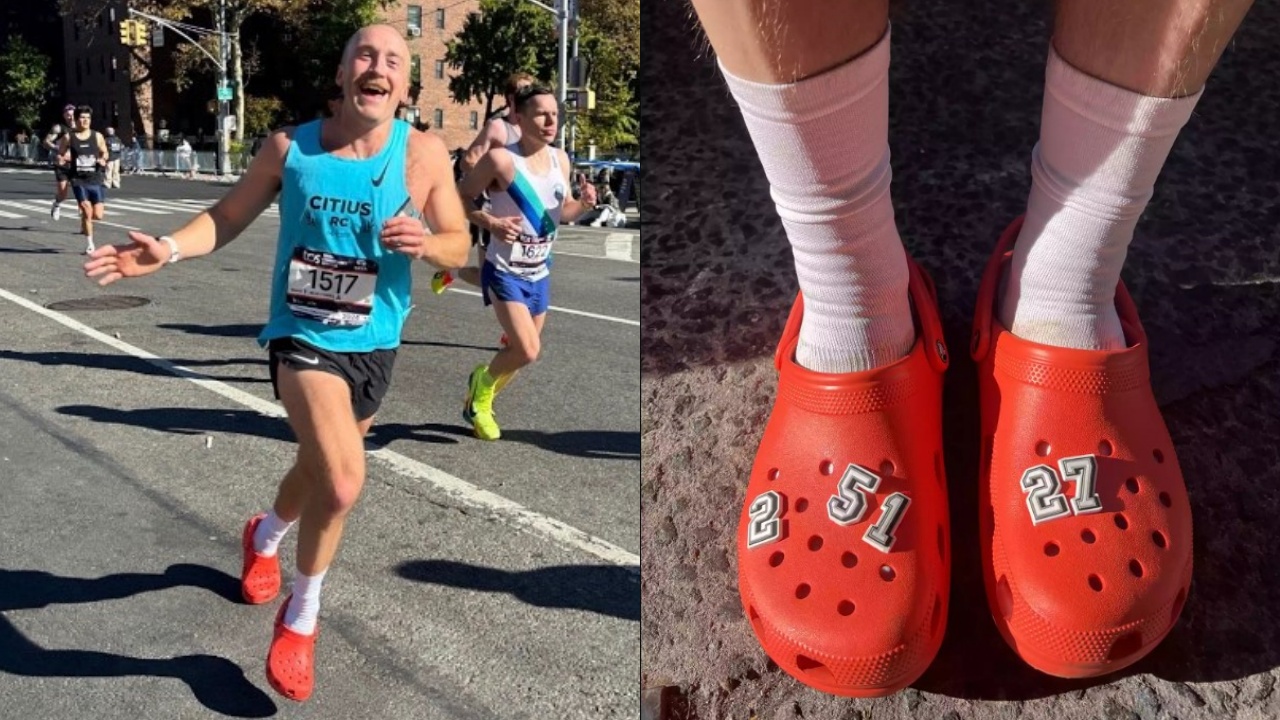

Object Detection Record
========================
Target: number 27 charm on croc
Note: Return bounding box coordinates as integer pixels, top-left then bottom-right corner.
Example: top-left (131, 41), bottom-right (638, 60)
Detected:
top-left (972, 217), bottom-right (1193, 679)
top-left (737, 256), bottom-right (951, 697)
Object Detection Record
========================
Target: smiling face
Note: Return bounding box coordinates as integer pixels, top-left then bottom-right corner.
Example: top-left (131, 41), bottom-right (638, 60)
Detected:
top-left (514, 93), bottom-right (559, 145)
top-left (76, 113), bottom-right (92, 131)
top-left (336, 25), bottom-right (410, 126)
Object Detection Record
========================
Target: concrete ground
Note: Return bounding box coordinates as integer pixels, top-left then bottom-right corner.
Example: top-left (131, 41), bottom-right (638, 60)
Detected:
top-left (640, 1), bottom-right (1280, 719)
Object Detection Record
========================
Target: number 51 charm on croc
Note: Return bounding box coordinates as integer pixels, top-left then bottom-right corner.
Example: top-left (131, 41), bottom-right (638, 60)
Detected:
top-left (972, 217), bottom-right (1193, 679)
top-left (737, 256), bottom-right (951, 698)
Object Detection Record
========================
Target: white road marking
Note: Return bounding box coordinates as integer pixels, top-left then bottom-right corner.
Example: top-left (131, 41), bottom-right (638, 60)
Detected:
top-left (106, 199), bottom-right (173, 215)
top-left (446, 287), bottom-right (639, 326)
top-left (0, 209), bottom-right (24, 218)
top-left (0, 286), bottom-right (639, 567)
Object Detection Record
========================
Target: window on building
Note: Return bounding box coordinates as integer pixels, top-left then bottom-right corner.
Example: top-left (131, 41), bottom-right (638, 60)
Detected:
top-left (110, 56), bottom-right (116, 82)
top-left (435, 8), bottom-right (445, 28)
top-left (407, 5), bottom-right (422, 33)
top-left (410, 55), bottom-right (421, 85)
top-left (469, 111), bottom-right (478, 130)
top-left (434, 108), bottom-right (443, 128)
top-left (434, 59), bottom-right (444, 79)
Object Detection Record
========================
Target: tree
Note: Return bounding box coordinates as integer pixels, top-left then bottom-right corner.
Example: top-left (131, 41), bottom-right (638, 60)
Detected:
top-left (292, 0), bottom-right (392, 105)
top-left (0, 35), bottom-right (50, 133)
top-left (572, 0), bottom-right (639, 154)
top-left (445, 0), bottom-right (557, 118)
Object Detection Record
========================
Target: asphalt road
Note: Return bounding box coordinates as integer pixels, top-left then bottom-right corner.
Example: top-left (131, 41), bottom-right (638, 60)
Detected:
top-left (0, 168), bottom-right (640, 719)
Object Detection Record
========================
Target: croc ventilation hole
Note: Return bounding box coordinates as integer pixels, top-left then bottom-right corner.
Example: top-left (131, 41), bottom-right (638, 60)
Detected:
top-left (1098, 440), bottom-right (1113, 457)
top-left (795, 498), bottom-right (809, 513)
top-left (1107, 631), bottom-right (1143, 661)
top-left (1114, 514), bottom-right (1129, 530)
top-left (1088, 574), bottom-right (1104, 592)
top-left (841, 552), bottom-right (858, 569)
top-left (930, 595), bottom-right (943, 638)
top-left (837, 600), bottom-right (855, 616)
top-left (1152, 531), bottom-right (1168, 549)
top-left (1129, 559), bottom-right (1144, 578)
top-left (1126, 477), bottom-right (1140, 494)
top-left (1159, 492), bottom-right (1172, 508)
top-left (769, 551), bottom-right (785, 568)
top-left (880, 460), bottom-right (895, 477)
top-left (820, 460), bottom-right (835, 475)
top-left (1035, 441), bottom-right (1051, 457)
top-left (808, 536), bottom-right (824, 552)
top-left (879, 565), bottom-right (896, 582)
top-left (795, 584), bottom-right (811, 600)
top-left (996, 575), bottom-right (1013, 619)
top-left (1081, 529), bottom-right (1097, 544)
top-left (795, 655), bottom-right (835, 685)
top-left (1153, 449), bottom-right (1165, 464)
top-left (1044, 541), bottom-right (1060, 557)
top-left (768, 468), bottom-right (780, 481)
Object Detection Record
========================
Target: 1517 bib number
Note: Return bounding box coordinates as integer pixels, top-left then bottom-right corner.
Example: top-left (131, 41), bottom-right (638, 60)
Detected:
top-left (285, 247), bottom-right (378, 327)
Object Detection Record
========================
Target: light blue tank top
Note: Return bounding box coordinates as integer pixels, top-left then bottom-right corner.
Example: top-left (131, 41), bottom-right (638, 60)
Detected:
top-left (259, 119), bottom-right (416, 352)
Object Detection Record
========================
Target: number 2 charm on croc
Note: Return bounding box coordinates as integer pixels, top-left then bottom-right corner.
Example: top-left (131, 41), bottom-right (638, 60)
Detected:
top-left (737, 256), bottom-right (951, 697)
top-left (972, 217), bottom-right (1193, 679)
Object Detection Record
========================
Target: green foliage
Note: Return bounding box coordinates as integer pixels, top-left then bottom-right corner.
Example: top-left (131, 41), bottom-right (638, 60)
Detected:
top-left (445, 0), bottom-right (557, 116)
top-left (292, 0), bottom-right (393, 98)
top-left (0, 35), bottom-right (50, 132)
top-left (243, 94), bottom-right (283, 135)
top-left (572, 0), bottom-right (639, 154)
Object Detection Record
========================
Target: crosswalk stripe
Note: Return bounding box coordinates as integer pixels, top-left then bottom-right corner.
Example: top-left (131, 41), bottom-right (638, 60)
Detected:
top-left (139, 197), bottom-right (207, 212)
top-left (107, 199), bottom-right (173, 215)
top-left (0, 209), bottom-right (25, 218)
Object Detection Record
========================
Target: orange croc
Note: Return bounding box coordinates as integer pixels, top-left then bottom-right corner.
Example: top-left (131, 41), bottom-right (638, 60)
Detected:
top-left (737, 257), bottom-right (951, 697)
top-left (972, 217), bottom-right (1193, 678)
top-left (266, 597), bottom-right (318, 701)
top-left (241, 514), bottom-right (281, 605)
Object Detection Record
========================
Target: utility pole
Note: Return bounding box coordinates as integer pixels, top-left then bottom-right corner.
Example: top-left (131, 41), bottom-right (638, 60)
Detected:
top-left (557, 0), bottom-right (568, 149)
top-left (216, 0), bottom-right (230, 176)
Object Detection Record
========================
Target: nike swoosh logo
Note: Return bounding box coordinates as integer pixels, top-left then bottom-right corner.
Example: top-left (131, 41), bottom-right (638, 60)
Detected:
top-left (371, 154), bottom-right (394, 187)
top-left (290, 354), bottom-right (321, 365)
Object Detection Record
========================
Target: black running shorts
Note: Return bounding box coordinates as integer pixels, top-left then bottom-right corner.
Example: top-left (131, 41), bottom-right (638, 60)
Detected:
top-left (267, 337), bottom-right (397, 421)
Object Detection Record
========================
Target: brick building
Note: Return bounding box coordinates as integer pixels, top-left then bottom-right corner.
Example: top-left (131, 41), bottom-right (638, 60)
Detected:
top-left (58, 1), bottom-right (136, 138)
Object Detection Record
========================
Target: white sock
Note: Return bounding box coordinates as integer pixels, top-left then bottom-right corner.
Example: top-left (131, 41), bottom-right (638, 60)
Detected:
top-left (720, 29), bottom-right (913, 374)
top-left (284, 569), bottom-right (327, 635)
top-left (1000, 47), bottom-right (1201, 350)
top-left (252, 509), bottom-right (295, 557)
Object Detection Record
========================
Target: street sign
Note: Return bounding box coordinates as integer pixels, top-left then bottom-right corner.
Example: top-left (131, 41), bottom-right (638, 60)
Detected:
top-left (217, 85), bottom-right (232, 101)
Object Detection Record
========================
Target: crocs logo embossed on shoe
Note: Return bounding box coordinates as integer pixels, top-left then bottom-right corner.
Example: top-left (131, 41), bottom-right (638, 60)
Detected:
top-left (828, 464), bottom-right (911, 553)
top-left (746, 491), bottom-right (785, 548)
top-left (1021, 455), bottom-right (1102, 525)
top-left (935, 340), bottom-right (948, 365)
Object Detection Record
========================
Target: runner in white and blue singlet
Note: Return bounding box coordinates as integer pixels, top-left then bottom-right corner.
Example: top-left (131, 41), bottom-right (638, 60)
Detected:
top-left (456, 84), bottom-right (597, 441)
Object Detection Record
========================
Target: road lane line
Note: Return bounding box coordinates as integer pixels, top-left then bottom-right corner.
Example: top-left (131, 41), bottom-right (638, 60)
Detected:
top-left (0, 209), bottom-right (24, 219)
top-left (0, 286), bottom-right (639, 567)
top-left (445, 288), bottom-right (639, 326)
top-left (106, 199), bottom-right (174, 215)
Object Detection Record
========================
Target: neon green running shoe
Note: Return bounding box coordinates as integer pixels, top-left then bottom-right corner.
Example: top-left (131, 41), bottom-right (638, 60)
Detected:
top-left (463, 364), bottom-right (500, 440)
top-left (431, 270), bottom-right (454, 295)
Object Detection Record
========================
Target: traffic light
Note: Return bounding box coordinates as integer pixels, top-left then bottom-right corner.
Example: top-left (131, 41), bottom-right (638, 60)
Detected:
top-left (119, 19), bottom-right (133, 46)
top-left (131, 20), bottom-right (149, 47)
top-left (568, 88), bottom-right (596, 111)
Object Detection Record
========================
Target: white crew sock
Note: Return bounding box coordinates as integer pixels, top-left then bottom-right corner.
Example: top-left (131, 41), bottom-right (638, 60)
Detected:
top-left (1000, 47), bottom-right (1201, 350)
top-left (284, 569), bottom-right (327, 635)
top-left (252, 509), bottom-right (295, 557)
top-left (720, 29), bottom-right (913, 374)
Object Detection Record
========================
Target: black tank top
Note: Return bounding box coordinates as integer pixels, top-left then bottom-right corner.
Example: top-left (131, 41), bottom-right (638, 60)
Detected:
top-left (68, 130), bottom-right (104, 185)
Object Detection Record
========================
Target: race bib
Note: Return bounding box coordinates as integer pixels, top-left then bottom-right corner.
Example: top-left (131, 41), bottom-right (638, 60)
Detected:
top-left (285, 247), bottom-right (378, 327)
top-left (510, 234), bottom-right (554, 267)
top-left (75, 154), bottom-right (97, 170)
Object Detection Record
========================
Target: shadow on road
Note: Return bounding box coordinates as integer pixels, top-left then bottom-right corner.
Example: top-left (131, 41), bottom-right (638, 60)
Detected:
top-left (0, 244), bottom-right (58, 253)
top-left (0, 564), bottom-right (276, 717)
top-left (0, 350), bottom-right (267, 383)
top-left (156, 323), bottom-right (262, 338)
top-left (371, 422), bottom-right (638, 459)
top-left (57, 405), bottom-right (294, 443)
top-left (396, 560), bottom-right (640, 622)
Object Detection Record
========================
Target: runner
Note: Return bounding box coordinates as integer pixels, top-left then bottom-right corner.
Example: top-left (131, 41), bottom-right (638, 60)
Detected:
top-left (44, 104), bottom-right (77, 221)
top-left (83, 23), bottom-right (470, 701)
top-left (431, 71), bottom-right (535, 295)
top-left (456, 84), bottom-right (596, 440)
top-left (58, 106), bottom-right (109, 255)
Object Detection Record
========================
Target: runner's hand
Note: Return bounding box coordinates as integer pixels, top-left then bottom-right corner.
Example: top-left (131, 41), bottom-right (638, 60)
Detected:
top-left (83, 231), bottom-right (170, 285)
top-left (580, 181), bottom-right (598, 207)
top-left (380, 215), bottom-right (429, 259)
top-left (490, 216), bottom-right (523, 244)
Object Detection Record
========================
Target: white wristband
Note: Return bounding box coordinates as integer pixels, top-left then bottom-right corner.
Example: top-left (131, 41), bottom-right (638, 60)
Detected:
top-left (159, 235), bottom-right (181, 264)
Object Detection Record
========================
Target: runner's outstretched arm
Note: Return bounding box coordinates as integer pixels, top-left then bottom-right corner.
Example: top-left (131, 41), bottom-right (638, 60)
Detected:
top-left (83, 127), bottom-right (293, 286)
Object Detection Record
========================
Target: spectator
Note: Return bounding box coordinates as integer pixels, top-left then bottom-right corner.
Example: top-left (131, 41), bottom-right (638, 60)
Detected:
top-left (104, 127), bottom-right (124, 188)
top-left (175, 136), bottom-right (195, 178)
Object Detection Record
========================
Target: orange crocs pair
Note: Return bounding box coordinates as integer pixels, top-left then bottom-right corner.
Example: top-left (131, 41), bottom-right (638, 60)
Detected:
top-left (241, 514), bottom-right (318, 701)
top-left (736, 221), bottom-right (1192, 696)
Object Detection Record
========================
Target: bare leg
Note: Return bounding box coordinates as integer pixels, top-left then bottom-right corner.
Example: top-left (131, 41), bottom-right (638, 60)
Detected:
top-left (79, 201), bottom-right (92, 237)
top-left (489, 300), bottom-right (539, 379)
top-left (1054, 0), bottom-right (1254, 97)
top-left (689, 0), bottom-right (888, 82)
top-left (457, 266), bottom-right (482, 287)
